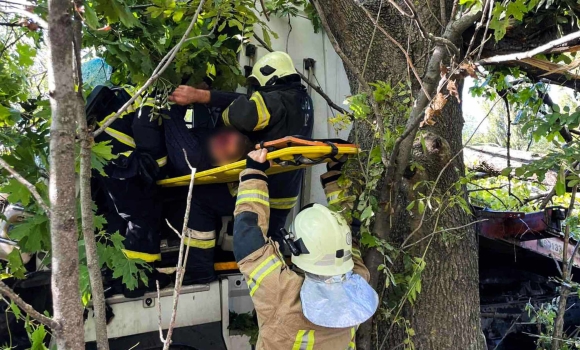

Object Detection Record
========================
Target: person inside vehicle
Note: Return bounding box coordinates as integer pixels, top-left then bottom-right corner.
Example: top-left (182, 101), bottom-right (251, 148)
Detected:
top-left (168, 52), bottom-right (314, 284)
top-left (231, 148), bottom-right (378, 349)
top-left (161, 103), bottom-right (254, 285)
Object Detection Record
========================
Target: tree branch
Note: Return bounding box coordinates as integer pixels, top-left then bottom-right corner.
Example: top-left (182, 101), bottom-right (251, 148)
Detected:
top-left (0, 6), bottom-right (47, 28)
top-left (92, 0), bottom-right (207, 138)
top-left (161, 150), bottom-right (196, 350)
top-left (0, 157), bottom-right (50, 216)
top-left (479, 30), bottom-right (580, 65)
top-left (0, 280), bottom-right (61, 330)
top-left (252, 33), bottom-right (350, 116)
top-left (72, 8), bottom-right (109, 349)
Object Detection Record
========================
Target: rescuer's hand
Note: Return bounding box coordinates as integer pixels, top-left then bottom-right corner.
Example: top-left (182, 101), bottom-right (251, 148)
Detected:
top-left (246, 149), bottom-right (270, 172)
top-left (169, 85), bottom-right (211, 105)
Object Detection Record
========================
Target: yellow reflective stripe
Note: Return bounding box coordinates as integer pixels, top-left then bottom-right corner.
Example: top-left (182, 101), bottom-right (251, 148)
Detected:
top-left (223, 107), bottom-right (231, 126)
top-left (248, 254), bottom-right (281, 296)
top-left (122, 249), bottom-right (161, 263)
top-left (236, 197), bottom-right (270, 206)
top-left (250, 92), bottom-right (271, 131)
top-left (119, 151), bottom-right (133, 157)
top-left (352, 248), bottom-right (361, 259)
top-left (292, 330), bottom-right (315, 350)
top-left (293, 330), bottom-right (306, 350)
top-left (270, 196), bottom-right (298, 210)
top-left (183, 238), bottom-right (216, 249)
top-left (326, 190), bottom-right (342, 205)
top-left (236, 189), bottom-right (270, 206)
top-left (238, 189), bottom-right (269, 197)
top-left (156, 156), bottom-right (167, 167)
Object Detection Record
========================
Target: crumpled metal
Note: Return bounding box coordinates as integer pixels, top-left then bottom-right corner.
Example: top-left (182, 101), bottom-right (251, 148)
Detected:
top-left (300, 271), bottom-right (379, 328)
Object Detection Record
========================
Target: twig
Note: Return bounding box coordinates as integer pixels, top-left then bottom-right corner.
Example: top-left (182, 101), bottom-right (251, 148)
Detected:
top-left (92, 0), bottom-right (207, 138)
top-left (439, 0), bottom-right (446, 25)
top-left (476, 0), bottom-right (494, 60)
top-left (479, 30), bottom-right (580, 65)
top-left (156, 280), bottom-right (165, 343)
top-left (161, 149), bottom-right (196, 350)
top-left (358, 3), bottom-right (432, 99)
top-left (0, 280), bottom-right (61, 330)
top-left (0, 6), bottom-right (47, 28)
top-left (0, 157), bottom-right (50, 216)
top-left (252, 34), bottom-right (350, 116)
top-left (165, 219), bottom-right (182, 239)
top-left (466, 0), bottom-right (490, 57)
top-left (259, 0), bottom-right (269, 21)
top-left (402, 219), bottom-right (487, 249)
top-left (72, 8), bottom-right (109, 349)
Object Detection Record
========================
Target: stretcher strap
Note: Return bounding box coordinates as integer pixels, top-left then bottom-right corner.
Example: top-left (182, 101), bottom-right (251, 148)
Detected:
top-left (267, 141), bottom-right (340, 167)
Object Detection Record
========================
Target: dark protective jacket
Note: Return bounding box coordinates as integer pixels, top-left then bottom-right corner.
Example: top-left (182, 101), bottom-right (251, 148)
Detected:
top-left (231, 166), bottom-right (367, 350)
top-left (88, 86), bottom-right (167, 262)
top-left (211, 83), bottom-right (314, 244)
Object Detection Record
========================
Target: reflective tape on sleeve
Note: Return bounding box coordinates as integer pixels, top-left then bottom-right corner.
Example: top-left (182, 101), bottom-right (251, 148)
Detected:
top-left (250, 92), bottom-right (271, 131)
top-left (270, 196), bottom-right (298, 210)
top-left (236, 189), bottom-right (270, 207)
top-left (247, 254), bottom-right (281, 296)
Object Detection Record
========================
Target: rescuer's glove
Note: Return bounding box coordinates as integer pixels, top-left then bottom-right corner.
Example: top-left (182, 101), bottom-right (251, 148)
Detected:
top-left (246, 149), bottom-right (270, 172)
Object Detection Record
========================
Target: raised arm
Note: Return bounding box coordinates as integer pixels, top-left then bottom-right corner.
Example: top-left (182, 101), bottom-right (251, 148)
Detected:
top-left (170, 85), bottom-right (283, 133)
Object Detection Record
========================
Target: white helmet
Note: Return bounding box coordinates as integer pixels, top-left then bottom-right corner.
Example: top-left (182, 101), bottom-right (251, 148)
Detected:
top-left (288, 204), bottom-right (354, 276)
top-left (249, 51), bottom-right (298, 86)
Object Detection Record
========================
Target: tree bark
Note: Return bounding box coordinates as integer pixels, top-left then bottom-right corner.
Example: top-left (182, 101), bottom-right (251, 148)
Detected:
top-left (314, 1), bottom-right (485, 349)
top-left (72, 9), bottom-right (110, 349)
top-left (47, 0), bottom-right (85, 347)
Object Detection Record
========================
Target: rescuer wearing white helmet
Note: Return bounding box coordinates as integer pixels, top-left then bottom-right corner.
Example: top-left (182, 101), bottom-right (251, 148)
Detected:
top-left (168, 52), bottom-right (314, 285)
top-left (232, 148), bottom-right (378, 350)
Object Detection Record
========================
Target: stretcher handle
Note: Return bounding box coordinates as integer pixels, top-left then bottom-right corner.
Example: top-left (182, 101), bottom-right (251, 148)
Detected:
top-left (268, 141), bottom-right (340, 167)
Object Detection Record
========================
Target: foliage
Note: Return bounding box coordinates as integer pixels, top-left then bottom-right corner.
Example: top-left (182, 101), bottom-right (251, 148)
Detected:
top-left (229, 311), bottom-right (259, 345)
top-left (264, 0), bottom-right (321, 33)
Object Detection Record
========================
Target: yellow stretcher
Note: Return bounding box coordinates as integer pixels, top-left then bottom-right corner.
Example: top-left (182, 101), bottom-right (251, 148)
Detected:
top-left (157, 137), bottom-right (359, 187)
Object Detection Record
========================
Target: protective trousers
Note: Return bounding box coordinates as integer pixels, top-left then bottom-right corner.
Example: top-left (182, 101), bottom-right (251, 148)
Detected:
top-left (96, 174), bottom-right (162, 262)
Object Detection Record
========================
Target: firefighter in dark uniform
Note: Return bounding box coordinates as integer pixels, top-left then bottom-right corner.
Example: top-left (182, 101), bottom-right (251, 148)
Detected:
top-left (169, 51), bottom-right (314, 253)
top-left (88, 86), bottom-right (170, 297)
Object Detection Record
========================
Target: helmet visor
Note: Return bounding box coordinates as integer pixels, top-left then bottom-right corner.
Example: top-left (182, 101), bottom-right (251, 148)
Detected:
top-left (300, 272), bottom-right (379, 328)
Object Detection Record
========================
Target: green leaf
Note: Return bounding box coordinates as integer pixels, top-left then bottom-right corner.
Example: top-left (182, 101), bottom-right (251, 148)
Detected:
top-left (30, 325), bottom-right (48, 350)
top-left (360, 232), bottom-right (379, 248)
top-left (173, 10), bottom-right (184, 22)
top-left (16, 43), bottom-right (36, 67)
top-left (489, 5), bottom-right (510, 41)
top-left (360, 206), bottom-right (374, 221)
top-left (556, 167), bottom-right (566, 196)
top-left (91, 141), bottom-right (118, 176)
top-left (0, 105), bottom-right (11, 120)
top-left (7, 250), bottom-right (26, 279)
top-left (262, 27), bottom-right (272, 48)
top-left (8, 215), bottom-right (50, 252)
top-left (506, 0), bottom-right (527, 21)
top-left (84, 3), bottom-right (100, 28)
top-left (9, 300), bottom-right (21, 320)
top-left (1, 178), bottom-right (32, 206)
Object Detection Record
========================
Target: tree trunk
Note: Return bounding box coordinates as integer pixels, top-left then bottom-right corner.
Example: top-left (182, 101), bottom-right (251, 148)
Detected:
top-left (314, 1), bottom-right (485, 349)
top-left (47, 0), bottom-right (85, 348)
